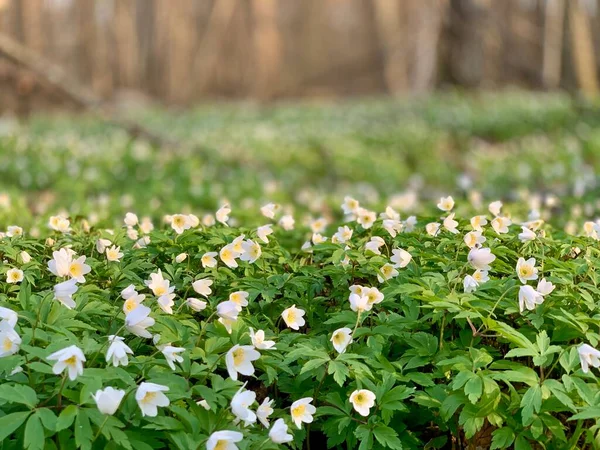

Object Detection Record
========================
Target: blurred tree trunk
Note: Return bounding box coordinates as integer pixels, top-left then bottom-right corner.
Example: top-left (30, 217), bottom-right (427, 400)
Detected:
top-left (542, 0), bottom-right (565, 89)
top-left (251, 0), bottom-right (281, 101)
top-left (569, 0), bottom-right (598, 96)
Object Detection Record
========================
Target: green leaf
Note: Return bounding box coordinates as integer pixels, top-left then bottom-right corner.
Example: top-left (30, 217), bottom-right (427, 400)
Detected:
top-left (327, 361), bottom-right (349, 386)
top-left (520, 385), bottom-right (542, 425)
top-left (0, 383), bottom-right (39, 408)
top-left (299, 358), bottom-right (329, 375)
top-left (56, 405), bottom-right (78, 431)
top-left (75, 409), bottom-right (93, 450)
top-left (373, 425), bottom-right (403, 449)
top-left (24, 413), bottom-right (45, 450)
top-left (490, 427), bottom-right (515, 450)
top-left (568, 406), bottom-right (600, 420)
top-left (0, 411), bottom-right (32, 441)
top-left (36, 408), bottom-right (57, 432)
top-left (464, 375), bottom-right (483, 404)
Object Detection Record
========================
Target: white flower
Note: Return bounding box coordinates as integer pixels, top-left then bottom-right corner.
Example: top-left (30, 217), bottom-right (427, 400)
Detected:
top-left (171, 214), bottom-right (192, 234)
top-left (364, 236), bottom-right (385, 255)
top-left (468, 247), bottom-right (496, 270)
top-left (225, 344), bottom-right (260, 381)
top-left (472, 269), bottom-right (489, 284)
top-left (260, 203), bottom-right (279, 219)
top-left (578, 343), bottom-right (600, 373)
top-left (123, 292), bottom-right (145, 314)
top-left (518, 285), bottom-right (544, 313)
top-left (135, 382), bottom-right (170, 417)
top-left (54, 278), bottom-right (79, 309)
top-left (404, 214), bottom-right (417, 232)
top-left (47, 345), bottom-right (86, 381)
top-left (197, 399), bottom-right (210, 410)
top-left (231, 386), bottom-right (257, 426)
top-left (491, 216), bottom-right (511, 234)
top-left (349, 389), bottom-right (376, 416)
top-left (382, 219), bottom-right (403, 237)
top-left (290, 397), bottom-right (316, 429)
top-left (92, 387), bottom-right (126, 415)
top-left (19, 251), bottom-right (31, 264)
top-left (437, 196), bottom-right (454, 212)
top-left (281, 305), bottom-right (305, 330)
top-left (269, 418), bottom-right (293, 443)
top-left (470, 215), bottom-right (488, 231)
top-left (249, 328), bottom-right (276, 350)
top-left (390, 248), bottom-right (411, 268)
top-left (145, 270), bottom-right (175, 297)
top-left (6, 225), bottom-right (23, 237)
top-left (349, 293), bottom-right (371, 313)
top-left (516, 257), bottom-right (538, 284)
top-left (463, 231), bottom-right (485, 249)
top-left (206, 431), bottom-right (243, 450)
top-left (356, 208), bottom-right (376, 229)
top-left (201, 252), bottom-right (218, 268)
top-left (257, 224), bottom-right (273, 244)
top-left (140, 217), bottom-right (154, 234)
top-left (331, 328), bottom-right (352, 354)
top-left (341, 196), bottom-right (360, 215)
top-left (49, 215), bottom-right (71, 233)
top-left (187, 214), bottom-right (200, 228)
top-left (216, 204), bottom-right (231, 225)
top-left (463, 275), bottom-right (478, 293)
top-left (106, 335), bottom-right (133, 367)
top-left (124, 212), bottom-right (138, 227)
top-left (443, 213), bottom-right (459, 234)
top-left (159, 345), bottom-right (185, 371)
top-left (217, 301), bottom-right (240, 333)
top-left (310, 218), bottom-right (328, 234)
top-left (311, 233), bottom-right (327, 245)
top-left (377, 264), bottom-right (399, 283)
top-left (96, 239), bottom-right (112, 254)
top-left (125, 305), bottom-right (155, 338)
top-left (426, 222), bottom-right (440, 236)
top-left (364, 287), bottom-right (384, 306)
top-left (228, 291), bottom-right (249, 311)
top-left (192, 279), bottom-right (213, 298)
top-left (175, 253), bottom-right (187, 263)
top-left (220, 244), bottom-right (240, 268)
top-left (489, 201), bottom-right (503, 216)
top-left (0, 306), bottom-right (18, 328)
top-left (333, 225), bottom-right (353, 244)
top-left (0, 322), bottom-right (21, 357)
top-left (536, 278), bottom-right (555, 296)
top-left (240, 240), bottom-right (261, 263)
top-left (48, 248), bottom-right (73, 278)
top-left (157, 293), bottom-right (176, 314)
top-left (279, 214), bottom-right (295, 231)
top-left (6, 268), bottom-right (23, 284)
top-left (186, 298), bottom-right (207, 312)
top-left (106, 246), bottom-right (124, 262)
top-left (380, 206), bottom-right (400, 221)
top-left (257, 397), bottom-right (274, 427)
top-left (518, 226), bottom-right (536, 242)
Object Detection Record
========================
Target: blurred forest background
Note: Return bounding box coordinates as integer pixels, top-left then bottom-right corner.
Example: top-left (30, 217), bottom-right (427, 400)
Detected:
top-left (1, 0), bottom-right (600, 115)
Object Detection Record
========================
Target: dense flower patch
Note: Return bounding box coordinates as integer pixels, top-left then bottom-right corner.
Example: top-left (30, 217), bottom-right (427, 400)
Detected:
top-left (0, 194), bottom-right (600, 450)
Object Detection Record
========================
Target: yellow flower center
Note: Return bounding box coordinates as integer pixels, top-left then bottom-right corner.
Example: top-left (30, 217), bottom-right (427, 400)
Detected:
top-left (232, 348), bottom-right (245, 366)
top-left (355, 394), bottom-right (365, 404)
top-left (69, 263), bottom-right (82, 278)
top-left (519, 266), bottom-right (532, 277)
top-left (382, 266), bottom-right (392, 276)
top-left (142, 391), bottom-right (157, 403)
top-left (3, 337), bottom-right (13, 351)
top-left (367, 292), bottom-right (377, 304)
top-left (333, 333), bottom-right (344, 344)
top-left (64, 356), bottom-right (78, 366)
top-left (154, 286), bottom-right (166, 296)
top-left (214, 441), bottom-right (228, 450)
top-left (124, 298), bottom-right (138, 313)
top-left (173, 217), bottom-right (185, 227)
top-left (222, 249), bottom-right (232, 260)
top-left (230, 293), bottom-right (242, 305)
top-left (292, 404), bottom-right (306, 418)
top-left (286, 310), bottom-right (296, 323)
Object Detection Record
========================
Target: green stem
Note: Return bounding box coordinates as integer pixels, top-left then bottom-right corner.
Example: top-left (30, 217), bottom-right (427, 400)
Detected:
top-left (478, 283), bottom-right (520, 333)
top-left (91, 416), bottom-right (109, 443)
top-left (56, 374), bottom-right (67, 409)
top-left (195, 311), bottom-right (217, 347)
